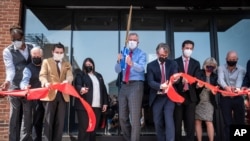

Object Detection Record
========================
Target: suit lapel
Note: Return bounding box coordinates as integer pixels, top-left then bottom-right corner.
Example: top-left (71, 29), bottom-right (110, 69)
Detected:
top-left (187, 58), bottom-right (193, 74)
top-left (165, 60), bottom-right (171, 79)
top-left (154, 61), bottom-right (161, 79)
top-left (177, 57), bottom-right (185, 72)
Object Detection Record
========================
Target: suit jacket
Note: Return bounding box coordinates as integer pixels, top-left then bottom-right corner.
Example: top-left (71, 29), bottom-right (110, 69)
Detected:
top-left (39, 58), bottom-right (73, 102)
top-left (74, 71), bottom-right (108, 110)
top-left (174, 56), bottom-right (200, 103)
top-left (147, 59), bottom-right (178, 107)
top-left (242, 60), bottom-right (250, 87)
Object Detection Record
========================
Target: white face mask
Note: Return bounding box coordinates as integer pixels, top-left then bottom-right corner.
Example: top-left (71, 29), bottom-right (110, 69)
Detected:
top-left (127, 41), bottom-right (138, 50)
top-left (13, 41), bottom-right (23, 49)
top-left (183, 49), bottom-right (192, 57)
top-left (53, 53), bottom-right (64, 61)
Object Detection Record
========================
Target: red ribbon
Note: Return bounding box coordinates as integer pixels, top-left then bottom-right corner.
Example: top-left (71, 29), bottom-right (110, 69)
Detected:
top-left (0, 83), bottom-right (96, 132)
top-left (165, 73), bottom-right (249, 103)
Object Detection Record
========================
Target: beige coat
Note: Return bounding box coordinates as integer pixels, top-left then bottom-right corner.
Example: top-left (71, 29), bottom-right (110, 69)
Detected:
top-left (39, 58), bottom-right (73, 102)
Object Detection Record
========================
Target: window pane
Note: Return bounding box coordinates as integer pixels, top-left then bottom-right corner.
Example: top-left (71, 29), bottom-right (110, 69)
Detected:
top-left (173, 17), bottom-right (211, 66)
top-left (217, 17), bottom-right (250, 67)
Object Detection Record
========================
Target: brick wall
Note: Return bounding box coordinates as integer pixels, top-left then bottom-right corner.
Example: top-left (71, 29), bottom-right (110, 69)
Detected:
top-left (0, 0), bottom-right (21, 140)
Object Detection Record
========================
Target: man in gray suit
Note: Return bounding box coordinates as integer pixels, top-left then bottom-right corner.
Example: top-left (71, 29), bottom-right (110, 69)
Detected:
top-left (115, 33), bottom-right (147, 141)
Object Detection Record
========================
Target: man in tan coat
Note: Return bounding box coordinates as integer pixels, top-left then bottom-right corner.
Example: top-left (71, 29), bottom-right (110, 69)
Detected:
top-left (39, 43), bottom-right (73, 141)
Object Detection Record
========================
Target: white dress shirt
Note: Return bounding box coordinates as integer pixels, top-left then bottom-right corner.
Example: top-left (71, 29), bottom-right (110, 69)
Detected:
top-left (3, 44), bottom-right (29, 84)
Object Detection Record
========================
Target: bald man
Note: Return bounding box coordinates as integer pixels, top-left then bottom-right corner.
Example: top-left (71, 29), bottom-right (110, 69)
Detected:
top-left (217, 51), bottom-right (246, 141)
top-left (20, 47), bottom-right (44, 141)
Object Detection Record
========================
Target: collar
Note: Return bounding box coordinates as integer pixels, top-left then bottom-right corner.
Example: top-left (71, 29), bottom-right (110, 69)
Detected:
top-left (14, 44), bottom-right (27, 51)
top-left (182, 56), bottom-right (190, 61)
top-left (225, 64), bottom-right (238, 71)
top-left (158, 60), bottom-right (165, 65)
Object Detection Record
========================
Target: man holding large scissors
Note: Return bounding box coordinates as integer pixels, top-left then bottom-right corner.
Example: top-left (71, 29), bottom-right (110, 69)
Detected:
top-left (115, 32), bottom-right (147, 141)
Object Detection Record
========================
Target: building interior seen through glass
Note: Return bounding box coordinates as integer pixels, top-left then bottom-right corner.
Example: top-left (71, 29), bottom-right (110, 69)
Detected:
top-left (24, 8), bottom-right (250, 137)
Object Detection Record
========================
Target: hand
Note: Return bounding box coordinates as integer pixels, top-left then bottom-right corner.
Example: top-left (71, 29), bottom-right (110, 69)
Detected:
top-left (117, 54), bottom-right (122, 63)
top-left (224, 86), bottom-right (233, 92)
top-left (62, 80), bottom-right (69, 84)
top-left (172, 73), bottom-right (180, 82)
top-left (102, 105), bottom-right (108, 112)
top-left (1, 81), bottom-right (10, 91)
top-left (197, 82), bottom-right (204, 88)
top-left (23, 85), bottom-right (31, 90)
top-left (160, 80), bottom-right (169, 90)
top-left (125, 55), bottom-right (133, 66)
top-left (234, 88), bottom-right (240, 93)
top-left (44, 83), bottom-right (51, 88)
top-left (80, 87), bottom-right (89, 95)
top-left (182, 78), bottom-right (188, 84)
top-left (211, 86), bottom-right (218, 95)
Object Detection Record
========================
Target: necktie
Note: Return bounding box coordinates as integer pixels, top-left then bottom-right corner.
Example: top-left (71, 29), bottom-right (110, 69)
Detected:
top-left (55, 60), bottom-right (60, 76)
top-left (124, 51), bottom-right (133, 83)
top-left (161, 63), bottom-right (165, 84)
top-left (184, 59), bottom-right (189, 90)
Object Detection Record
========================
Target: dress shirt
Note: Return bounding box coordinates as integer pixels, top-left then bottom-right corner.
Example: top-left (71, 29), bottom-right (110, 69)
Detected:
top-left (217, 64), bottom-right (246, 88)
top-left (88, 73), bottom-right (101, 108)
top-left (182, 56), bottom-right (190, 69)
top-left (3, 44), bottom-right (29, 83)
top-left (115, 47), bottom-right (146, 81)
top-left (20, 67), bottom-right (32, 90)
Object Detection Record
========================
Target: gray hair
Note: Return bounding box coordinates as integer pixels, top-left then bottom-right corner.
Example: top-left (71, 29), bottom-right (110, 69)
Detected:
top-left (128, 32), bottom-right (139, 38)
top-left (156, 43), bottom-right (170, 54)
top-left (30, 47), bottom-right (43, 56)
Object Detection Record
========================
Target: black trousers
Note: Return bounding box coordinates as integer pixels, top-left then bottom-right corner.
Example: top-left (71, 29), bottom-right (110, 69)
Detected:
top-left (32, 100), bottom-right (45, 141)
top-left (43, 92), bottom-right (66, 141)
top-left (76, 107), bottom-right (102, 141)
top-left (174, 91), bottom-right (196, 141)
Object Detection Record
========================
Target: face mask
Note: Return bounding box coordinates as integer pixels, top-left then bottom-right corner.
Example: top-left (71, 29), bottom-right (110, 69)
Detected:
top-left (85, 66), bottom-right (93, 73)
top-left (159, 57), bottom-right (166, 63)
top-left (53, 53), bottom-right (64, 61)
top-left (183, 49), bottom-right (192, 57)
top-left (13, 41), bottom-right (23, 49)
top-left (227, 61), bottom-right (237, 67)
top-left (127, 41), bottom-right (138, 50)
top-left (32, 57), bottom-right (42, 65)
top-left (206, 66), bottom-right (215, 72)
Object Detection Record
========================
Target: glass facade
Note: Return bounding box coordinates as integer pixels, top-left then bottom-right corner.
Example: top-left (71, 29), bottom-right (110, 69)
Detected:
top-left (24, 8), bottom-right (250, 138)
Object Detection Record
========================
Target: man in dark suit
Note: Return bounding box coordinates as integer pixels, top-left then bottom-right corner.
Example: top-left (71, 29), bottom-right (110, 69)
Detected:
top-left (242, 59), bottom-right (250, 124)
top-left (147, 43), bottom-right (179, 141)
top-left (174, 40), bottom-right (200, 141)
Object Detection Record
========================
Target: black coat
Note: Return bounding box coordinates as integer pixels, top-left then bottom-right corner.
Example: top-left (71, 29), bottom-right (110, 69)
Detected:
top-left (74, 71), bottom-right (108, 110)
top-left (196, 69), bottom-right (218, 108)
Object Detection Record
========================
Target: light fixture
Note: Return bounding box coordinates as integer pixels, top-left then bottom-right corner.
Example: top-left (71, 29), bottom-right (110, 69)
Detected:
top-left (66, 6), bottom-right (141, 9)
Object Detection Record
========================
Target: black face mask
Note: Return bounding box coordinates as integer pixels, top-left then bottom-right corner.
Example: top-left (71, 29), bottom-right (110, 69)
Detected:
top-left (159, 57), bottom-right (166, 63)
top-left (32, 57), bottom-right (42, 65)
top-left (227, 61), bottom-right (237, 67)
top-left (85, 66), bottom-right (93, 73)
top-left (206, 66), bottom-right (215, 72)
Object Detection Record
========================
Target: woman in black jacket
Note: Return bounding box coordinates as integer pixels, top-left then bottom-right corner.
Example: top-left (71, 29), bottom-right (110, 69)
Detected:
top-left (195, 57), bottom-right (218, 141)
top-left (74, 57), bottom-right (108, 141)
